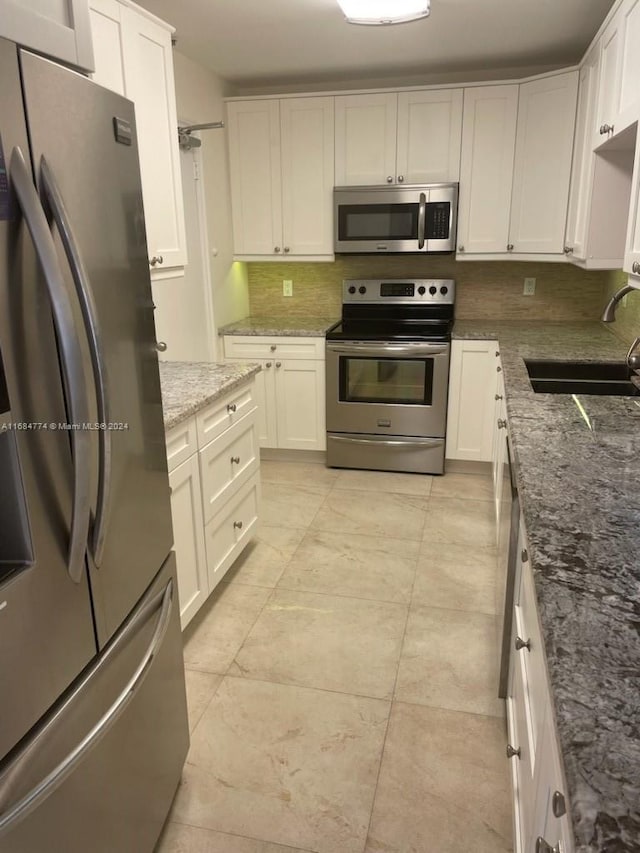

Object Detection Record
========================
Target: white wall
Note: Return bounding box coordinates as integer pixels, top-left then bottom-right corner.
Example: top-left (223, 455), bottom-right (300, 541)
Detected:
top-left (172, 51), bottom-right (249, 340)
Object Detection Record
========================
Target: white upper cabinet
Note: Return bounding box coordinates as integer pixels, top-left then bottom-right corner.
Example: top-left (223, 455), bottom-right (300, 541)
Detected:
top-left (0, 0), bottom-right (94, 71)
top-left (509, 71), bottom-right (579, 254)
top-left (457, 85), bottom-right (519, 254)
top-left (335, 89), bottom-right (462, 186)
top-left (595, 0), bottom-right (640, 143)
top-left (88, 0), bottom-right (187, 270)
top-left (227, 96), bottom-right (334, 259)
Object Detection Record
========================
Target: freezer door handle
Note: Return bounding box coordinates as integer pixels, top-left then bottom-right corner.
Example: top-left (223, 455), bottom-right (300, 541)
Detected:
top-left (10, 147), bottom-right (91, 584)
top-left (39, 156), bottom-right (112, 568)
top-left (0, 576), bottom-right (174, 838)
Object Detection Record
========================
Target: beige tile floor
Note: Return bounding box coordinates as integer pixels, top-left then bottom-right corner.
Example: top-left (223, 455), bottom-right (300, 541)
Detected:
top-left (156, 462), bottom-right (513, 853)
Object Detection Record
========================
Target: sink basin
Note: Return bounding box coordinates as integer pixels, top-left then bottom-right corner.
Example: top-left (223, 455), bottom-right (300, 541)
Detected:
top-left (524, 359), bottom-right (640, 396)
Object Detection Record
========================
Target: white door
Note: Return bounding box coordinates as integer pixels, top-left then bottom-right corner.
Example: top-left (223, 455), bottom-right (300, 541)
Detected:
top-left (457, 86), bottom-right (519, 255)
top-left (616, 0), bottom-right (640, 134)
top-left (446, 339), bottom-right (500, 462)
top-left (169, 454), bottom-right (208, 629)
top-left (280, 97), bottom-right (334, 256)
top-left (274, 360), bottom-right (325, 450)
top-left (623, 133), bottom-right (640, 278)
top-left (253, 360), bottom-right (278, 448)
top-left (509, 72), bottom-right (579, 254)
top-left (88, 0), bottom-right (126, 95)
top-left (396, 89), bottom-right (463, 183)
top-left (595, 13), bottom-right (622, 143)
top-left (227, 99), bottom-right (283, 256)
top-left (121, 6), bottom-right (187, 269)
top-left (335, 93), bottom-right (398, 185)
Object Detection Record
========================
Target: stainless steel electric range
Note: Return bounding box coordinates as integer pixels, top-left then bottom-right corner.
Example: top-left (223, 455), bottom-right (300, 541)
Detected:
top-left (325, 278), bottom-right (455, 475)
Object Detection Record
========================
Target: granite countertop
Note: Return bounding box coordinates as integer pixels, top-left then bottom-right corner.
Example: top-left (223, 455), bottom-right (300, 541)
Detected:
top-left (159, 361), bottom-right (261, 430)
top-left (218, 316), bottom-right (338, 337)
top-left (464, 320), bottom-right (639, 851)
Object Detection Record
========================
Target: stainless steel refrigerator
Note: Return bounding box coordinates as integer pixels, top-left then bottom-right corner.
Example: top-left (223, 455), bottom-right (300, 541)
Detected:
top-left (0, 38), bottom-right (189, 851)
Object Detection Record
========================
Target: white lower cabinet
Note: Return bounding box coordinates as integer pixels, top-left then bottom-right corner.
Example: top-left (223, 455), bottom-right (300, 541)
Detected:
top-left (224, 336), bottom-right (326, 451)
top-left (492, 365), bottom-right (508, 535)
top-left (165, 377), bottom-right (260, 628)
top-left (446, 339), bottom-right (500, 462)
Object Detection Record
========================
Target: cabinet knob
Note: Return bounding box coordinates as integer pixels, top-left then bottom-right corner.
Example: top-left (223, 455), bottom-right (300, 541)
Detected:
top-left (632, 261), bottom-right (640, 275)
top-left (231, 456), bottom-right (240, 465)
top-left (563, 245), bottom-right (574, 254)
top-left (495, 351), bottom-right (500, 357)
top-left (386, 175), bottom-right (394, 183)
top-left (552, 791), bottom-right (567, 818)
top-left (515, 636), bottom-right (531, 652)
top-left (227, 403), bottom-right (237, 413)
top-left (155, 341), bottom-right (167, 352)
top-left (506, 744), bottom-right (521, 759)
top-left (233, 520), bottom-right (243, 530)
top-left (497, 366), bottom-right (502, 373)
top-left (521, 548), bottom-right (529, 562)
top-left (458, 245), bottom-right (465, 252)
top-left (397, 175), bottom-right (404, 182)
top-left (507, 243), bottom-right (514, 251)
top-left (497, 418), bottom-right (507, 429)
top-left (284, 246), bottom-right (290, 253)
top-left (536, 838), bottom-right (561, 853)
top-left (265, 361), bottom-right (272, 368)
top-left (274, 246), bottom-right (281, 253)
top-left (270, 345), bottom-right (277, 352)
top-left (149, 255), bottom-right (164, 266)
top-left (275, 361), bottom-right (282, 368)
top-left (600, 123), bottom-right (614, 135)
top-left (495, 394), bottom-right (503, 401)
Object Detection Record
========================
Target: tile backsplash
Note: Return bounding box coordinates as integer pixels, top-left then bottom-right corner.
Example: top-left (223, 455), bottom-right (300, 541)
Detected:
top-left (247, 258), bottom-right (610, 321)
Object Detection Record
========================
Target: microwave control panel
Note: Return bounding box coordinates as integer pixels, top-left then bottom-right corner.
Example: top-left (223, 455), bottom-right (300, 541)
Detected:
top-left (426, 202), bottom-right (451, 240)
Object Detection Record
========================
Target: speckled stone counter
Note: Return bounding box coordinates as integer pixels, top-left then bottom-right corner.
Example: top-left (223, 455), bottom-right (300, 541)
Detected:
top-left (459, 320), bottom-right (639, 851)
top-left (218, 316), bottom-right (337, 337)
top-left (159, 361), bottom-right (261, 430)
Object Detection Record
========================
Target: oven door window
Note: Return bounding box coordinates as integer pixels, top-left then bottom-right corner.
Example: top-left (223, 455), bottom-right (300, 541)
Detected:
top-left (340, 357), bottom-right (434, 405)
top-left (338, 203), bottom-right (418, 241)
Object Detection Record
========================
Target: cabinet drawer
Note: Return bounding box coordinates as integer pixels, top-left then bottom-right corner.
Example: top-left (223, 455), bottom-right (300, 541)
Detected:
top-left (196, 382), bottom-right (256, 447)
top-left (507, 648), bottom-right (536, 853)
top-left (204, 475), bottom-right (260, 591)
top-left (514, 558), bottom-right (547, 755)
top-left (223, 335), bottom-right (324, 360)
top-left (200, 411), bottom-right (259, 524)
top-left (165, 416), bottom-right (197, 472)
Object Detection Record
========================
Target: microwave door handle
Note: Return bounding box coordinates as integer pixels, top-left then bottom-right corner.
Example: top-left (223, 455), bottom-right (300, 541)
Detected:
top-left (39, 156), bottom-right (111, 568)
top-left (418, 192), bottom-right (427, 249)
top-left (10, 147), bottom-right (91, 584)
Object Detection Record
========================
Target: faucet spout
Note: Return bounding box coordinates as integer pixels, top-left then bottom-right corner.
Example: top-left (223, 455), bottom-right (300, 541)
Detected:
top-left (601, 281), bottom-right (640, 322)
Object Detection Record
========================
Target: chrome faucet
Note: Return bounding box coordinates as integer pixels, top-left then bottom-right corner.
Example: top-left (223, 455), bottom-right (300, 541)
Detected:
top-left (601, 281), bottom-right (640, 370)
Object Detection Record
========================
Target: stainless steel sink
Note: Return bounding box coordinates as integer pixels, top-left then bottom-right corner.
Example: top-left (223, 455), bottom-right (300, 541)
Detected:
top-left (524, 359), bottom-right (640, 396)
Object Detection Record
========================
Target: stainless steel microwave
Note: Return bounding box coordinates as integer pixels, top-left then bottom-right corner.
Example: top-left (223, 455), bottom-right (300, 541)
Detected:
top-left (334, 183), bottom-right (458, 254)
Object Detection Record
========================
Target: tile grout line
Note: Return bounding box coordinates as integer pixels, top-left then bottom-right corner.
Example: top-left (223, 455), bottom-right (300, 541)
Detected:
top-left (165, 817), bottom-right (316, 852)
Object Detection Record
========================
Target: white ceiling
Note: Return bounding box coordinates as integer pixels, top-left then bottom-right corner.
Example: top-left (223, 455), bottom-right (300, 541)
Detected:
top-left (137, 0), bottom-right (615, 92)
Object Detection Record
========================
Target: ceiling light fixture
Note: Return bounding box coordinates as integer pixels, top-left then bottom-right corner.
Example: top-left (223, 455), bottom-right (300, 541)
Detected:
top-left (336, 0), bottom-right (430, 26)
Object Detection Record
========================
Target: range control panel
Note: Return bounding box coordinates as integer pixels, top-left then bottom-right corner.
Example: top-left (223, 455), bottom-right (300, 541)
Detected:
top-left (343, 279), bottom-right (455, 306)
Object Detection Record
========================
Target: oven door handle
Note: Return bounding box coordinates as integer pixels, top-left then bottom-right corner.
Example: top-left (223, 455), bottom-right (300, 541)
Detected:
top-left (330, 435), bottom-right (443, 449)
top-left (418, 191), bottom-right (427, 249)
top-left (327, 342), bottom-right (449, 358)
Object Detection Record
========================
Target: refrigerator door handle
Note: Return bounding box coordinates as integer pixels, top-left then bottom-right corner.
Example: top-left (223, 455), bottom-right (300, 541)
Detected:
top-left (39, 156), bottom-right (112, 568)
top-left (0, 577), bottom-right (174, 838)
top-left (10, 147), bottom-right (91, 584)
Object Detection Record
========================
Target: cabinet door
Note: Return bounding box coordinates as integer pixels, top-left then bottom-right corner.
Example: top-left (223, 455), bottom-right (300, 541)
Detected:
top-left (227, 99), bottom-right (283, 256)
top-left (616, 0), bottom-right (640, 134)
top-left (280, 96), bottom-right (334, 256)
top-left (457, 86), bottom-right (519, 254)
top-left (121, 7), bottom-right (187, 269)
top-left (624, 132), bottom-right (640, 277)
top-left (396, 89), bottom-right (463, 183)
top-left (565, 46), bottom-right (601, 260)
top-left (274, 359), bottom-right (326, 450)
top-left (509, 72), bottom-right (578, 254)
top-left (169, 454), bottom-right (208, 629)
top-left (595, 13), bottom-right (622, 142)
top-left (0, 0), bottom-right (94, 71)
top-left (88, 0), bottom-right (126, 95)
top-left (253, 360), bottom-right (278, 448)
top-left (446, 339), bottom-right (499, 462)
top-left (492, 367), bottom-right (506, 535)
top-left (335, 93), bottom-right (397, 185)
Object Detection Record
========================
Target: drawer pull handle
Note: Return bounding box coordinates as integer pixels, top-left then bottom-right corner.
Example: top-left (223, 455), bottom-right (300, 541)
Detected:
top-left (506, 744), bottom-right (521, 759)
top-left (552, 790), bottom-right (566, 818)
top-left (515, 636), bottom-right (531, 652)
top-left (227, 403), bottom-right (237, 413)
top-left (536, 838), bottom-right (561, 853)
top-left (521, 548), bottom-right (529, 562)
top-left (231, 456), bottom-right (240, 465)
top-left (233, 520), bottom-right (243, 530)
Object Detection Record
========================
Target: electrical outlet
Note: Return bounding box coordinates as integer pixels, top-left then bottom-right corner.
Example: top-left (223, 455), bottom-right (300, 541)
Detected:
top-left (523, 277), bottom-right (536, 296)
top-left (283, 279), bottom-right (293, 297)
